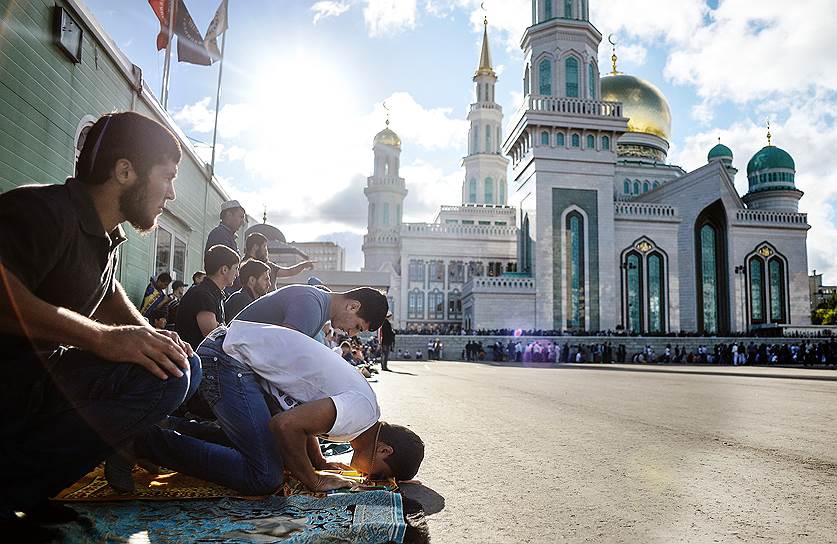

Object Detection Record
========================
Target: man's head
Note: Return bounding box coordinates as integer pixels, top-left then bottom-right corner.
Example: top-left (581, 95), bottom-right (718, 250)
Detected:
top-left (75, 112), bottom-right (181, 232)
top-left (330, 287), bottom-right (388, 336)
top-left (239, 258), bottom-right (271, 297)
top-left (150, 308), bottom-right (168, 330)
top-left (154, 272), bottom-right (172, 291)
top-left (245, 232), bottom-right (269, 260)
top-left (205, 245), bottom-right (240, 288)
top-left (340, 340), bottom-right (351, 354)
top-left (192, 271), bottom-right (206, 284)
top-left (220, 200), bottom-right (247, 231)
top-left (351, 422), bottom-right (425, 481)
top-left (171, 280), bottom-right (186, 298)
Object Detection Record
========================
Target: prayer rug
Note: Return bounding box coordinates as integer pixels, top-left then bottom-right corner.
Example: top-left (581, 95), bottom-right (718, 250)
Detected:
top-left (56, 465), bottom-right (397, 502)
top-left (57, 491), bottom-right (408, 543)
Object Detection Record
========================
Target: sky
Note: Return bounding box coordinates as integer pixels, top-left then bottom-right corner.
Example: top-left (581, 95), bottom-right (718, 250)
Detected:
top-left (85, 0), bottom-right (837, 276)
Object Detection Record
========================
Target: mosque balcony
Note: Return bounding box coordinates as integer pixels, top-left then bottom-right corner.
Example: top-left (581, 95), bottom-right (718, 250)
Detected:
top-left (401, 222), bottom-right (518, 239)
top-left (524, 95), bottom-right (623, 118)
top-left (614, 202), bottom-right (679, 222)
top-left (438, 204), bottom-right (517, 216)
top-left (463, 275), bottom-right (536, 296)
top-left (469, 102), bottom-right (503, 111)
top-left (733, 209), bottom-right (809, 227)
top-left (366, 176), bottom-right (406, 188)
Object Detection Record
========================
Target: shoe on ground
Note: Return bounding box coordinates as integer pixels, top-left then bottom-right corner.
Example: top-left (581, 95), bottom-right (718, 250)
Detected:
top-left (104, 453), bottom-right (136, 493)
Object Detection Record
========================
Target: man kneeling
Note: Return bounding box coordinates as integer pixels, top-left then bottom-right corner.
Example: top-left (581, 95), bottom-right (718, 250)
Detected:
top-left (138, 321), bottom-right (424, 493)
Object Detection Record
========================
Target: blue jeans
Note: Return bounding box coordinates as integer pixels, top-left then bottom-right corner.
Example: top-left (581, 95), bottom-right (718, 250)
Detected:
top-left (0, 348), bottom-right (200, 518)
top-left (137, 335), bottom-right (284, 495)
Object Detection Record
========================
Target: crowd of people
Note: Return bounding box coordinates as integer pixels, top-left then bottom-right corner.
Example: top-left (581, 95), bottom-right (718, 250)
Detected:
top-left (398, 326), bottom-right (836, 340)
top-left (0, 111), bottom-right (424, 539)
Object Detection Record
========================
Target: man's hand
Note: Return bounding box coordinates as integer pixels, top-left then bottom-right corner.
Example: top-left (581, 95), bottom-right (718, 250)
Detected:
top-left (309, 472), bottom-right (357, 492)
top-left (319, 461), bottom-right (353, 471)
top-left (95, 325), bottom-right (190, 380)
top-left (156, 328), bottom-right (194, 357)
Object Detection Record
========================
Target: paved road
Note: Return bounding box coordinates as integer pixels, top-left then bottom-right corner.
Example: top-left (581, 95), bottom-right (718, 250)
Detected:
top-left (373, 361), bottom-right (837, 543)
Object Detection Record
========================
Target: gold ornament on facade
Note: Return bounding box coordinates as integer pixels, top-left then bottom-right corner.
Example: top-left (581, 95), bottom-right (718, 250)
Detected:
top-left (758, 246), bottom-right (774, 257)
top-left (600, 74), bottom-right (672, 141)
top-left (635, 240), bottom-right (653, 253)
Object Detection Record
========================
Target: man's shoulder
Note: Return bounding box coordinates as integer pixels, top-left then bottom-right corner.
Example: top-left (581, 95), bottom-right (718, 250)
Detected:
top-left (0, 183), bottom-right (70, 223)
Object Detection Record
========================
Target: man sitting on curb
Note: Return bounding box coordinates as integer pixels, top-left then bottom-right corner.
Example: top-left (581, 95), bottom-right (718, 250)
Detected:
top-left (137, 322), bottom-right (425, 494)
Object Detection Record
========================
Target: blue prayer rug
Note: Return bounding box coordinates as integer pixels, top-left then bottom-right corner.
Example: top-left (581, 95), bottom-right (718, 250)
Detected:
top-left (59, 490), bottom-right (407, 543)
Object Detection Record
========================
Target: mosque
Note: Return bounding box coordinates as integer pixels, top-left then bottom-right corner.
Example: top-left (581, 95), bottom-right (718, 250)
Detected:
top-left (363, 0), bottom-right (811, 334)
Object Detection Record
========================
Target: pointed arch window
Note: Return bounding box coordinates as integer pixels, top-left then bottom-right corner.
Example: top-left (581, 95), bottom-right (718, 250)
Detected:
top-left (524, 64), bottom-right (530, 95)
top-left (749, 258), bottom-right (765, 323)
top-left (485, 124), bottom-right (492, 152)
top-left (545, 0), bottom-right (552, 19)
top-left (538, 59), bottom-right (552, 96)
top-left (408, 289), bottom-right (425, 319)
top-left (588, 62), bottom-right (595, 98)
top-left (565, 57), bottom-right (579, 97)
top-left (746, 246), bottom-right (787, 326)
top-left (633, 181), bottom-right (640, 194)
top-left (556, 132), bottom-right (565, 146)
top-left (565, 211), bottom-right (585, 329)
top-left (586, 134), bottom-right (595, 149)
top-left (541, 131), bottom-right (550, 145)
top-left (472, 124), bottom-right (479, 154)
top-left (564, 0), bottom-right (573, 18)
top-left (499, 179), bottom-right (506, 204)
top-left (623, 180), bottom-right (630, 194)
top-left (643, 181), bottom-right (650, 193)
top-left (468, 178), bottom-right (477, 203)
top-left (484, 177), bottom-right (494, 204)
top-left (602, 135), bottom-right (610, 150)
top-left (625, 252), bottom-right (642, 333)
top-left (647, 253), bottom-right (665, 332)
top-left (382, 203), bottom-right (390, 225)
top-left (571, 133), bottom-right (580, 147)
top-left (769, 258), bottom-right (786, 323)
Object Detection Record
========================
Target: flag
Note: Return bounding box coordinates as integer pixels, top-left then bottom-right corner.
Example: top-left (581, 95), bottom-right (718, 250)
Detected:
top-left (174, 0), bottom-right (212, 65)
top-left (204, 0), bottom-right (229, 63)
top-left (148, 0), bottom-right (173, 51)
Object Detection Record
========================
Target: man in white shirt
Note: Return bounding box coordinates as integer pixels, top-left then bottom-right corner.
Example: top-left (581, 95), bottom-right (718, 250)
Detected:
top-left (136, 322), bottom-right (424, 494)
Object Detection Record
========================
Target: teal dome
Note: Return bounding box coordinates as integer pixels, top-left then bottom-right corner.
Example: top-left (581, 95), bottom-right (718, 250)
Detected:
top-left (746, 145), bottom-right (795, 176)
top-left (708, 143), bottom-right (732, 162)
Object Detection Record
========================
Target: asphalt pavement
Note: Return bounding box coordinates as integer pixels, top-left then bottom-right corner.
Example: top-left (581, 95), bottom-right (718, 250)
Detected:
top-left (373, 361), bottom-right (837, 543)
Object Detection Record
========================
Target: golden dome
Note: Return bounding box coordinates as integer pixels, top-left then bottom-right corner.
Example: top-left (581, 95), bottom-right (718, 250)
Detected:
top-left (600, 74), bottom-right (672, 142)
top-left (373, 126), bottom-right (401, 148)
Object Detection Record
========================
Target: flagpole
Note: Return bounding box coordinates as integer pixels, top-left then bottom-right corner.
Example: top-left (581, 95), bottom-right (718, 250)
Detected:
top-left (161, 0), bottom-right (176, 109)
top-left (209, 30), bottom-right (226, 177)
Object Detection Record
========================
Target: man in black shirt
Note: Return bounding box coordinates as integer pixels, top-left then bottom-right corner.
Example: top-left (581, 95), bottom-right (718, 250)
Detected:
top-left (205, 200), bottom-right (246, 254)
top-left (224, 259), bottom-right (270, 322)
top-left (0, 112), bottom-right (199, 535)
top-left (176, 245), bottom-right (240, 350)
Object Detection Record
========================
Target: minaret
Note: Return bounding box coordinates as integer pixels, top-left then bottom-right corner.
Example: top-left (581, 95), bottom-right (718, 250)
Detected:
top-left (502, 1), bottom-right (629, 331)
top-left (362, 118), bottom-right (407, 273)
top-left (462, 18), bottom-right (509, 206)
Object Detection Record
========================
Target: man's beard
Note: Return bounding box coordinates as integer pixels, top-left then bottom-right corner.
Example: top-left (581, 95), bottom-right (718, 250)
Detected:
top-left (119, 175), bottom-right (156, 232)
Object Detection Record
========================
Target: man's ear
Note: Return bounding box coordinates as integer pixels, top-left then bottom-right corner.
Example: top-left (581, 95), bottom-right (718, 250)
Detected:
top-left (377, 441), bottom-right (394, 459)
top-left (347, 300), bottom-right (361, 313)
top-left (113, 158), bottom-right (135, 186)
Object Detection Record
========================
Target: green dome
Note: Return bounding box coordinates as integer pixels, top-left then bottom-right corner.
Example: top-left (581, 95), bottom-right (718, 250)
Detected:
top-left (746, 145), bottom-right (795, 176)
top-left (708, 143), bottom-right (732, 162)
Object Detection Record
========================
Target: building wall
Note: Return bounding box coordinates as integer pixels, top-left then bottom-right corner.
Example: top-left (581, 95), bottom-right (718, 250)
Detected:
top-left (0, 0), bottom-right (229, 305)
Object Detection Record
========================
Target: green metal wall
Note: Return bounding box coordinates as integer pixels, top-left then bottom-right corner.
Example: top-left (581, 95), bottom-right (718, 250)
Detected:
top-left (0, 0), bottom-right (228, 304)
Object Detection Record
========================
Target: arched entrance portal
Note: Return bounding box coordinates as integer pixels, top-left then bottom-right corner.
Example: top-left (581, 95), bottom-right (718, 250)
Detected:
top-left (694, 201), bottom-right (729, 334)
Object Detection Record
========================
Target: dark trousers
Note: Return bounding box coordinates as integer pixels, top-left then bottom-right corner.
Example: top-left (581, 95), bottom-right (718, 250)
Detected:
top-left (0, 348), bottom-right (200, 518)
top-left (381, 345), bottom-right (392, 370)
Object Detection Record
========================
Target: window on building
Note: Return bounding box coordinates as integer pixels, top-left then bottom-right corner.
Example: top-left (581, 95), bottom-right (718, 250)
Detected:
top-left (495, 221), bottom-right (507, 226)
top-left (538, 58), bottom-right (552, 96)
top-left (571, 134), bottom-right (580, 147)
top-left (545, 0), bottom-right (552, 19)
top-left (643, 182), bottom-right (650, 193)
top-left (479, 220), bottom-right (491, 225)
top-left (448, 290), bottom-right (462, 319)
top-left (524, 64), bottom-right (530, 95)
top-left (565, 57), bottom-right (579, 97)
top-left (541, 131), bottom-right (550, 145)
top-left (564, 0), bottom-right (573, 17)
top-left (488, 261), bottom-right (504, 277)
top-left (448, 261), bottom-right (465, 283)
top-left (769, 258), bottom-right (786, 323)
top-left (647, 252), bottom-right (664, 333)
top-left (409, 260), bottom-right (425, 282)
top-left (497, 127), bottom-right (501, 152)
top-left (602, 135), bottom-right (610, 150)
top-left (485, 177), bottom-right (494, 203)
top-left (428, 290), bottom-right (445, 320)
top-left (369, 203), bottom-right (375, 226)
top-left (154, 223), bottom-right (187, 282)
top-left (462, 220), bottom-right (475, 225)
top-left (633, 181), bottom-right (640, 194)
top-left (468, 178), bottom-right (477, 202)
top-left (586, 134), bottom-right (595, 149)
top-left (485, 124), bottom-right (492, 152)
top-left (382, 203), bottom-right (390, 225)
top-left (749, 257), bottom-right (765, 324)
top-left (623, 180), bottom-right (630, 194)
top-left (565, 211), bottom-right (585, 329)
top-left (556, 132), bottom-right (565, 146)
top-left (499, 179), bottom-right (506, 204)
top-left (699, 224), bottom-right (719, 333)
top-left (429, 260), bottom-right (445, 283)
top-left (467, 261), bottom-right (484, 279)
top-left (408, 290), bottom-right (425, 319)
top-left (472, 124), bottom-right (479, 154)
top-left (445, 219), bottom-right (458, 224)
top-left (652, 181), bottom-right (659, 189)
top-left (588, 62), bottom-right (595, 98)
top-left (625, 252), bottom-right (642, 333)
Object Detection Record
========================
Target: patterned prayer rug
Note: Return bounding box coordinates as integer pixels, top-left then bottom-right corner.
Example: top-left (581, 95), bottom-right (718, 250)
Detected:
top-left (57, 491), bottom-right (407, 543)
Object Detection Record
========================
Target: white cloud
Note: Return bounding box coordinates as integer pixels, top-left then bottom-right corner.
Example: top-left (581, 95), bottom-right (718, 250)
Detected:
top-left (311, 1), bottom-right (353, 24)
top-left (400, 159), bottom-right (462, 221)
top-left (380, 92), bottom-right (468, 152)
top-left (590, 0), bottom-right (707, 45)
top-left (363, 0), bottom-right (418, 37)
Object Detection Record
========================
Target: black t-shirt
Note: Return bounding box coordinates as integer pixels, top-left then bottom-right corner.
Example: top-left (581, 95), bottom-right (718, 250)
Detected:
top-left (0, 179), bottom-right (125, 356)
top-left (223, 288), bottom-right (254, 324)
top-left (175, 278), bottom-right (225, 350)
